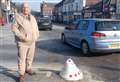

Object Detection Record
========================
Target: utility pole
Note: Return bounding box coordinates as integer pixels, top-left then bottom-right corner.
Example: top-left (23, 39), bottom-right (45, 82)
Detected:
top-left (102, 0), bottom-right (105, 18)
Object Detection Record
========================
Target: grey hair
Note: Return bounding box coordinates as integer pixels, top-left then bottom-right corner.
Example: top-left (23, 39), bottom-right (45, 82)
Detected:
top-left (20, 3), bottom-right (31, 13)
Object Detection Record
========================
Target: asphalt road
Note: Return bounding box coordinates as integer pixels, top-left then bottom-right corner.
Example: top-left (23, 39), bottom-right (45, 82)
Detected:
top-left (0, 24), bottom-right (120, 82)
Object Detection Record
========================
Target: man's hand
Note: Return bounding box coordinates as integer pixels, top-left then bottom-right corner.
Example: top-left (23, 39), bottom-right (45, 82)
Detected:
top-left (23, 33), bottom-right (33, 42)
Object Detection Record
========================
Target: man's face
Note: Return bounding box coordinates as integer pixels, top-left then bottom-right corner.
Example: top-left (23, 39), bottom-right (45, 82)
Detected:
top-left (22, 3), bottom-right (30, 15)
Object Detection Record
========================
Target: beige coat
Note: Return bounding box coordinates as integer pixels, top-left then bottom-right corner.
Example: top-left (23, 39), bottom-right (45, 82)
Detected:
top-left (11, 14), bottom-right (39, 46)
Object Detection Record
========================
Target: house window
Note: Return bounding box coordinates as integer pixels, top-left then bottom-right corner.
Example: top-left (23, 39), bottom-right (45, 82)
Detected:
top-left (68, 4), bottom-right (70, 12)
top-left (76, 3), bottom-right (78, 11)
top-left (71, 4), bottom-right (73, 11)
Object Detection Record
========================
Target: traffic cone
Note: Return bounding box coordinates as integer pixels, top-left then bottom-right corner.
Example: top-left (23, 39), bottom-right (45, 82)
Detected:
top-left (60, 58), bottom-right (83, 81)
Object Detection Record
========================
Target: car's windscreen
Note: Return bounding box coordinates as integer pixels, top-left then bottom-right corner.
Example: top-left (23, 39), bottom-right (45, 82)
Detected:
top-left (95, 21), bottom-right (120, 31)
top-left (40, 18), bottom-right (50, 23)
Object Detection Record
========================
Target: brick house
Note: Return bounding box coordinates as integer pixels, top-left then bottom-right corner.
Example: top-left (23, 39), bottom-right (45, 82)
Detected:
top-left (41, 2), bottom-right (56, 20)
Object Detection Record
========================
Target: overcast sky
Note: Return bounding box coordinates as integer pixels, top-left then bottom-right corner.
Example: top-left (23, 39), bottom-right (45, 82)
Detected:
top-left (12, 0), bottom-right (62, 12)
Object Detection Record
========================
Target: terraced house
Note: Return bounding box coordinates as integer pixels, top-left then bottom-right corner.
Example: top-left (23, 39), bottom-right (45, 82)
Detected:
top-left (83, 0), bottom-right (116, 18)
top-left (53, 0), bottom-right (102, 24)
top-left (41, 2), bottom-right (56, 20)
top-left (54, 0), bottom-right (117, 24)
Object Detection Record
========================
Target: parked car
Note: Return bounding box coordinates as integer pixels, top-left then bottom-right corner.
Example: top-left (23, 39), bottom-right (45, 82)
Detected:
top-left (37, 17), bottom-right (52, 30)
top-left (61, 18), bottom-right (120, 55)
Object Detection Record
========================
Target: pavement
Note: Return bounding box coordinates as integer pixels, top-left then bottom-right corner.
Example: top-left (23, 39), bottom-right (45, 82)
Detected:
top-left (0, 24), bottom-right (119, 82)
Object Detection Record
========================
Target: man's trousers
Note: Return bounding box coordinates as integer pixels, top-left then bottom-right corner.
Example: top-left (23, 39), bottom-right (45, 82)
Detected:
top-left (17, 42), bottom-right (35, 75)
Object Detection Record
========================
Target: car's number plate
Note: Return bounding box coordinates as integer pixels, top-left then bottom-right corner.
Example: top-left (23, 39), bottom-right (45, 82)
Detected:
top-left (43, 23), bottom-right (49, 25)
top-left (108, 43), bottom-right (120, 48)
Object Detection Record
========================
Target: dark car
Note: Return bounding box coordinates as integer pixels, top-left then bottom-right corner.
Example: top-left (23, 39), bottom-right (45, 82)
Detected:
top-left (37, 17), bottom-right (52, 30)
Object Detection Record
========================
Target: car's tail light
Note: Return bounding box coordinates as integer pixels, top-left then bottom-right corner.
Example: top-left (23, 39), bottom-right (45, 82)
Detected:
top-left (91, 32), bottom-right (106, 38)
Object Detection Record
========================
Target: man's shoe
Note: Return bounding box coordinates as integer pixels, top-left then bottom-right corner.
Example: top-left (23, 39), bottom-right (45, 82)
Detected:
top-left (26, 69), bottom-right (36, 75)
top-left (19, 75), bottom-right (24, 82)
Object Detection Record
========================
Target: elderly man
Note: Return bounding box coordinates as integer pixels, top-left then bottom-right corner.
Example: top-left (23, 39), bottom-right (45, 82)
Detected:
top-left (11, 3), bottom-right (39, 82)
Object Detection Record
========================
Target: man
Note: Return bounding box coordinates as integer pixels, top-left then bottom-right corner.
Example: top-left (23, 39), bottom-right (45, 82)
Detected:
top-left (11, 3), bottom-right (39, 82)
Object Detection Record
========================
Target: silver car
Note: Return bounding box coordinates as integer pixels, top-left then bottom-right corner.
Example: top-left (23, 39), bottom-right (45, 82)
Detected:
top-left (61, 19), bottom-right (120, 55)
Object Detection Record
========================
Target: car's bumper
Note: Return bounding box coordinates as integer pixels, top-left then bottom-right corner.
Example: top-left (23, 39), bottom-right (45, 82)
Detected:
top-left (91, 42), bottom-right (120, 53)
top-left (91, 48), bottom-right (120, 53)
top-left (38, 25), bottom-right (52, 30)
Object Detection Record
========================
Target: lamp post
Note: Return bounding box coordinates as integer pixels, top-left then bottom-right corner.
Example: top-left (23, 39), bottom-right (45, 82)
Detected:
top-left (6, 0), bottom-right (10, 24)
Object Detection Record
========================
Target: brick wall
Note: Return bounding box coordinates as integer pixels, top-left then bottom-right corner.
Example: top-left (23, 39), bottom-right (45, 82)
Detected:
top-left (41, 2), bottom-right (56, 17)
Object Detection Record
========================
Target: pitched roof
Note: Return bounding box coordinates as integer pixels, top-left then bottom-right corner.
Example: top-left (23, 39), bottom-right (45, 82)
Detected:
top-left (42, 2), bottom-right (57, 7)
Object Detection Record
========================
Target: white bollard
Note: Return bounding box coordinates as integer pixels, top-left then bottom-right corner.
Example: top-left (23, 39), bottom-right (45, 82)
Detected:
top-left (60, 58), bottom-right (83, 81)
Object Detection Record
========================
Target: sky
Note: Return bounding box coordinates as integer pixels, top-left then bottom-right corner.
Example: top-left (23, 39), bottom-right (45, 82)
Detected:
top-left (12, 0), bottom-right (62, 12)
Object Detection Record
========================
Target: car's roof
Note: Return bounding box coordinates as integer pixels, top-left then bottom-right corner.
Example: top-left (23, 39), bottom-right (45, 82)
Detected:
top-left (78, 18), bottom-right (120, 21)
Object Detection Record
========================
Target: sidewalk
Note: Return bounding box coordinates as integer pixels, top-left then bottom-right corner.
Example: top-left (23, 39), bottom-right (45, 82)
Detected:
top-left (0, 24), bottom-right (117, 82)
top-left (0, 24), bottom-right (15, 45)
top-left (0, 63), bottom-right (107, 82)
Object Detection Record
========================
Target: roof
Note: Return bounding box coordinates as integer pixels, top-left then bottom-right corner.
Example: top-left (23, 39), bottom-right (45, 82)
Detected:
top-left (46, 3), bottom-right (56, 7)
top-left (55, 0), bottom-right (65, 7)
top-left (42, 2), bottom-right (57, 8)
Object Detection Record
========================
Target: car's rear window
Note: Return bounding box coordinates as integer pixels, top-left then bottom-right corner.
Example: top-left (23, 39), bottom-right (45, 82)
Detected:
top-left (95, 21), bottom-right (120, 31)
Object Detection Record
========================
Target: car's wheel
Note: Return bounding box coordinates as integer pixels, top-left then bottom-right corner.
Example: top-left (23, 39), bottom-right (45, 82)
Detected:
top-left (81, 41), bottom-right (90, 56)
top-left (61, 34), bottom-right (66, 43)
